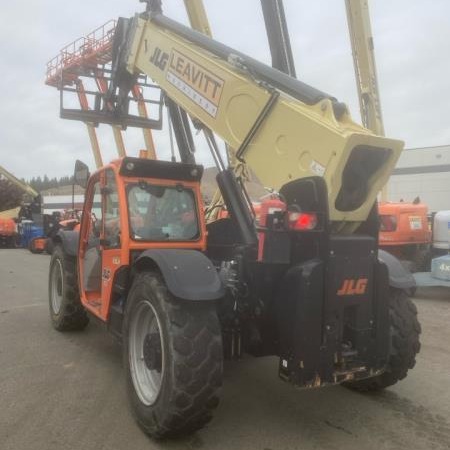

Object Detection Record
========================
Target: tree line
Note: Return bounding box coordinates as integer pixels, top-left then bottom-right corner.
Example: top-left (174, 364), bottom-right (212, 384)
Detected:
top-left (26, 175), bottom-right (74, 192)
top-left (0, 175), bottom-right (73, 212)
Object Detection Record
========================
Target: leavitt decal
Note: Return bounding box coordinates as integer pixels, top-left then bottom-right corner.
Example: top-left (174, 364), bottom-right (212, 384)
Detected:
top-left (166, 49), bottom-right (224, 117)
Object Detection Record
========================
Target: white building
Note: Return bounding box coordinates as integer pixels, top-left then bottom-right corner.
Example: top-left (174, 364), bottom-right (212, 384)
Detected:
top-left (42, 194), bottom-right (85, 215)
top-left (388, 145), bottom-right (450, 212)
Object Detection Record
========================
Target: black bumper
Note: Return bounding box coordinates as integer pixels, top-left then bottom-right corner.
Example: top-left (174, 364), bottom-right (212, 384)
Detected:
top-left (277, 236), bottom-right (390, 387)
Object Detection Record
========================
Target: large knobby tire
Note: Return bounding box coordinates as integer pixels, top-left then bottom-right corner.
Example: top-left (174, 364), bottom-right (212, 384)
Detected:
top-left (123, 271), bottom-right (223, 439)
top-left (45, 238), bottom-right (54, 255)
top-left (345, 289), bottom-right (421, 392)
top-left (48, 246), bottom-right (89, 331)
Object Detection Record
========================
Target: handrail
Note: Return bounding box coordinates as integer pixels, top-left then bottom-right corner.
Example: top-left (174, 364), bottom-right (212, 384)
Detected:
top-left (45, 20), bottom-right (117, 86)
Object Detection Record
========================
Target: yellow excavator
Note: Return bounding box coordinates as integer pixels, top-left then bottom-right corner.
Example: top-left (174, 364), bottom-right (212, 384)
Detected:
top-left (46, 0), bottom-right (420, 438)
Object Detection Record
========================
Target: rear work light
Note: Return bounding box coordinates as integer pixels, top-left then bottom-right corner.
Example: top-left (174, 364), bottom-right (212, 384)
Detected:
top-left (288, 212), bottom-right (318, 231)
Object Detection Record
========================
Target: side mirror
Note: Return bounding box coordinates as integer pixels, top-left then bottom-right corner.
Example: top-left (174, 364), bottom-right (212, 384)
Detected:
top-left (74, 160), bottom-right (90, 189)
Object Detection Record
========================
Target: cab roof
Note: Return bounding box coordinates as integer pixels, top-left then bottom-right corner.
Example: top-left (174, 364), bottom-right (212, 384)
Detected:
top-left (118, 157), bottom-right (204, 182)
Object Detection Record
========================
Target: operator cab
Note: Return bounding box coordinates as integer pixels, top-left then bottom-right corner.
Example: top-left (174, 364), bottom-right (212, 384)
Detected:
top-left (77, 157), bottom-right (206, 321)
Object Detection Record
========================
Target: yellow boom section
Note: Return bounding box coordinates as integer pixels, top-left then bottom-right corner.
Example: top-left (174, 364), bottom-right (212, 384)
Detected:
top-left (183, 0), bottom-right (212, 37)
top-left (124, 16), bottom-right (402, 224)
top-left (0, 165), bottom-right (39, 201)
top-left (345, 0), bottom-right (385, 137)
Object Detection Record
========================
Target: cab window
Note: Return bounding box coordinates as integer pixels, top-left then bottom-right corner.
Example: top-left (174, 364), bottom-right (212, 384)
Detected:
top-left (127, 183), bottom-right (199, 241)
top-left (103, 169), bottom-right (121, 248)
top-left (88, 181), bottom-right (103, 239)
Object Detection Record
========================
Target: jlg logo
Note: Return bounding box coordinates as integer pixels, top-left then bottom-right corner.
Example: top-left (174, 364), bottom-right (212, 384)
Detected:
top-left (150, 47), bottom-right (169, 71)
top-left (337, 278), bottom-right (368, 296)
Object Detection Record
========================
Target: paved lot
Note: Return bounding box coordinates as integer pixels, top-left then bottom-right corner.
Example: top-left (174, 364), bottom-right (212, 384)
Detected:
top-left (1, 249), bottom-right (450, 450)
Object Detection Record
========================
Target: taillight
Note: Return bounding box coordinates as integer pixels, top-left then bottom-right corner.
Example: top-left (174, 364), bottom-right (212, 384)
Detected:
top-left (288, 212), bottom-right (318, 231)
top-left (379, 215), bottom-right (397, 232)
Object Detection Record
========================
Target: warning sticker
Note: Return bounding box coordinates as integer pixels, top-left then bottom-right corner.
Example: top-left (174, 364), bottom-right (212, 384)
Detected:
top-left (409, 216), bottom-right (422, 230)
top-left (167, 50), bottom-right (224, 117)
top-left (310, 160), bottom-right (326, 177)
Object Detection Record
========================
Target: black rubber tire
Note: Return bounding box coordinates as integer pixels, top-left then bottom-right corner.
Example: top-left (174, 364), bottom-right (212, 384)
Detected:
top-left (123, 271), bottom-right (223, 439)
top-left (45, 238), bottom-right (54, 255)
top-left (410, 247), bottom-right (431, 273)
top-left (344, 289), bottom-right (421, 392)
top-left (48, 245), bottom-right (89, 331)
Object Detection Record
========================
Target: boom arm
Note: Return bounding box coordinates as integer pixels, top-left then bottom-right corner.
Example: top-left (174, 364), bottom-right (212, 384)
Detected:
top-left (345, 0), bottom-right (385, 136)
top-left (183, 0), bottom-right (212, 37)
top-left (0, 165), bottom-right (39, 201)
top-left (112, 10), bottom-right (402, 225)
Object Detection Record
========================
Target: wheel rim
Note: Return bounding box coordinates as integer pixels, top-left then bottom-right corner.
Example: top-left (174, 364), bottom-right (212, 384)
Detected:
top-left (50, 259), bottom-right (64, 315)
top-left (129, 300), bottom-right (165, 406)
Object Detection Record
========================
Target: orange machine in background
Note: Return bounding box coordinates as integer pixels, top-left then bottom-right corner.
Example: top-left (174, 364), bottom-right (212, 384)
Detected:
top-left (379, 202), bottom-right (431, 271)
top-left (0, 217), bottom-right (18, 248)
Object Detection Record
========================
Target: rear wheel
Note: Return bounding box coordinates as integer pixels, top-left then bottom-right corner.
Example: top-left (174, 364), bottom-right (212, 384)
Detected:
top-left (123, 271), bottom-right (223, 439)
top-left (48, 246), bottom-right (89, 331)
top-left (344, 289), bottom-right (421, 392)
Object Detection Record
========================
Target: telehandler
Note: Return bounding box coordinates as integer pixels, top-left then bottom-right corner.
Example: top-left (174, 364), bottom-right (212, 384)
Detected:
top-left (47, 0), bottom-right (420, 438)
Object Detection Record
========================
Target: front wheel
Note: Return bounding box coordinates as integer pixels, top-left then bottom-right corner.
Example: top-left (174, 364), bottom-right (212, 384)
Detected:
top-left (344, 289), bottom-right (421, 392)
top-left (48, 246), bottom-right (89, 331)
top-left (123, 271), bottom-right (223, 439)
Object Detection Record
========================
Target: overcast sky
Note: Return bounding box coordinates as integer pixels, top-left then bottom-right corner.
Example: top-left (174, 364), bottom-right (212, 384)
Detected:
top-left (0, 0), bottom-right (449, 180)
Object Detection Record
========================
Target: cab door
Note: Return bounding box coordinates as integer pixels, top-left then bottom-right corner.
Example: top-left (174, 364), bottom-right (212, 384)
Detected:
top-left (78, 172), bottom-right (104, 317)
top-left (99, 169), bottom-right (123, 320)
top-left (79, 168), bottom-right (123, 321)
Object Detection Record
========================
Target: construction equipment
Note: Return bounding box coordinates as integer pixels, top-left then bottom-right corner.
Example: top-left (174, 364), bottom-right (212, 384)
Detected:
top-left (0, 214), bottom-right (18, 248)
top-left (28, 163), bottom-right (86, 255)
top-left (28, 210), bottom-right (82, 255)
top-left (45, 20), bottom-right (160, 167)
top-left (412, 210), bottom-right (450, 289)
top-left (432, 211), bottom-right (450, 256)
top-left (345, 0), bottom-right (391, 204)
top-left (379, 201), bottom-right (432, 272)
top-left (47, 0), bottom-right (420, 438)
top-left (0, 165), bottom-right (41, 247)
top-left (345, 1), bottom-right (449, 273)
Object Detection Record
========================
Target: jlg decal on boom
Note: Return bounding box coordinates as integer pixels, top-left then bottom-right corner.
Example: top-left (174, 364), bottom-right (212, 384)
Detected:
top-left (150, 47), bottom-right (169, 70)
top-left (337, 278), bottom-right (368, 296)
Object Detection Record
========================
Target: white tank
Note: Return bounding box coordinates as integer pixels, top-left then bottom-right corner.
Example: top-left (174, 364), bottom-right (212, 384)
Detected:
top-left (433, 211), bottom-right (450, 250)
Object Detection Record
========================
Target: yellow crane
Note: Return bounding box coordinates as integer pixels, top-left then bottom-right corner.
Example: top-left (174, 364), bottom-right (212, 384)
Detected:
top-left (345, 0), bottom-right (388, 199)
